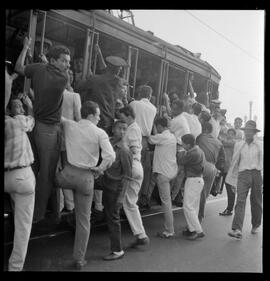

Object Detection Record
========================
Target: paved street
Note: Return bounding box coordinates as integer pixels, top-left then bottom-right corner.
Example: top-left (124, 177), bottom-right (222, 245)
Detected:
top-left (4, 194), bottom-right (262, 272)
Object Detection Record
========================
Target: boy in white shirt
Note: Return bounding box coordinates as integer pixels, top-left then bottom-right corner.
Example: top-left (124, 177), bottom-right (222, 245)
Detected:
top-left (149, 117), bottom-right (178, 238)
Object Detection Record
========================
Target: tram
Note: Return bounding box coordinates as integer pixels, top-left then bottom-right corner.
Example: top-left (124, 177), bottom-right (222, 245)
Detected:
top-left (5, 9), bottom-right (221, 241)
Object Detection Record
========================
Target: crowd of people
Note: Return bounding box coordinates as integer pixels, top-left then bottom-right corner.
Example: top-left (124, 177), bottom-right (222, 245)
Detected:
top-left (4, 36), bottom-right (263, 271)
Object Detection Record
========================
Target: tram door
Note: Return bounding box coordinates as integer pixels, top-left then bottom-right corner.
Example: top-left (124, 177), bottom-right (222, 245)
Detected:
top-left (125, 46), bottom-right (139, 99)
top-left (23, 10), bottom-right (47, 94)
top-left (82, 29), bottom-right (100, 80)
top-left (157, 60), bottom-right (169, 115)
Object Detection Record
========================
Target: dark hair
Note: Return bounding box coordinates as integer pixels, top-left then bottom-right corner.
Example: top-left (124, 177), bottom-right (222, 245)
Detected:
top-left (227, 128), bottom-right (236, 135)
top-left (168, 91), bottom-right (179, 101)
top-left (155, 116), bottom-right (168, 128)
top-left (172, 99), bottom-right (184, 112)
top-left (192, 102), bottom-right (202, 116)
top-left (47, 45), bottom-right (70, 61)
top-left (202, 121), bottom-right (213, 133)
top-left (199, 111), bottom-right (211, 122)
top-left (119, 105), bottom-right (136, 119)
top-left (112, 119), bottom-right (127, 129)
top-left (139, 85), bottom-right (153, 99)
top-left (234, 117), bottom-right (243, 122)
top-left (182, 134), bottom-right (196, 147)
top-left (81, 101), bottom-right (99, 119)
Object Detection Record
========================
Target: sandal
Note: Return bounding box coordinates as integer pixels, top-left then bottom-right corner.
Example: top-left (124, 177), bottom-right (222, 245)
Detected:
top-left (219, 209), bottom-right (232, 216)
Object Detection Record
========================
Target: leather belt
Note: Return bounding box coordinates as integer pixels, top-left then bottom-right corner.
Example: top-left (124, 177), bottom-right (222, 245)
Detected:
top-left (4, 165), bottom-right (29, 172)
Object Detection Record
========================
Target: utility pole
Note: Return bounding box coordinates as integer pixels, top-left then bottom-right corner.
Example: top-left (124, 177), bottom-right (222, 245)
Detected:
top-left (249, 101), bottom-right (253, 120)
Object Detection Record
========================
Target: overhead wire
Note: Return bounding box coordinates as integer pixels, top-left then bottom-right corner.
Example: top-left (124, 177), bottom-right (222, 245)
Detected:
top-left (184, 10), bottom-right (263, 64)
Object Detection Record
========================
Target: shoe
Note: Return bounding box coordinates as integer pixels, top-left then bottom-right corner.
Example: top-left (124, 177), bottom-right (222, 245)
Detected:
top-left (130, 236), bottom-right (150, 247)
top-left (219, 209), bottom-right (233, 216)
top-left (251, 226), bottom-right (260, 234)
top-left (228, 229), bottom-right (242, 239)
top-left (61, 207), bottom-right (73, 213)
top-left (157, 231), bottom-right (174, 238)
top-left (172, 200), bottom-right (183, 207)
top-left (182, 228), bottom-right (195, 237)
top-left (91, 209), bottom-right (105, 224)
top-left (103, 252), bottom-right (124, 261)
top-left (187, 232), bottom-right (205, 240)
top-left (74, 260), bottom-right (87, 270)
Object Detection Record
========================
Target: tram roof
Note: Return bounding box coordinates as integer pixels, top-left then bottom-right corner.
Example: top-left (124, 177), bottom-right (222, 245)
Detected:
top-left (6, 9), bottom-right (221, 83)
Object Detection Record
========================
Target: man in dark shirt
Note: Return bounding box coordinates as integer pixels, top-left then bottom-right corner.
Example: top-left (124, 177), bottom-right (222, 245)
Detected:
top-left (78, 56), bottom-right (128, 136)
top-left (179, 134), bottom-right (205, 240)
top-left (196, 121), bottom-right (225, 223)
top-left (102, 120), bottom-right (133, 261)
top-left (15, 36), bottom-right (71, 223)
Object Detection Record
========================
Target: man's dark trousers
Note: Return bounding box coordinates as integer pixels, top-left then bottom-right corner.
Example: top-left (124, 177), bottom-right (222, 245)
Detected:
top-left (32, 121), bottom-right (61, 222)
top-left (232, 169), bottom-right (262, 231)
top-left (103, 181), bottom-right (126, 252)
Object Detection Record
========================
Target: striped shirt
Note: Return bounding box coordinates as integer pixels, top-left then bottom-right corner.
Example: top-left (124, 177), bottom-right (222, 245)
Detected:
top-left (5, 115), bottom-right (35, 169)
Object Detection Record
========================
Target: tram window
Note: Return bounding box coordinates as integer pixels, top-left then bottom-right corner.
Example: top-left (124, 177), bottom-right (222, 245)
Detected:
top-left (135, 50), bottom-right (160, 100)
top-left (211, 83), bottom-right (219, 100)
top-left (192, 73), bottom-right (208, 96)
top-left (6, 10), bottom-right (29, 65)
top-left (167, 65), bottom-right (186, 99)
top-left (98, 32), bottom-right (128, 75)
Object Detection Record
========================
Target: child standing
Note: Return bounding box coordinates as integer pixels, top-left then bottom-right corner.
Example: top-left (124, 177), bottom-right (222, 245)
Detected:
top-left (179, 134), bottom-right (205, 240)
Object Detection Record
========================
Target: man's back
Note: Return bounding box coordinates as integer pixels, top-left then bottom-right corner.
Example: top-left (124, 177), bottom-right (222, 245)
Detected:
top-left (182, 112), bottom-right (201, 139)
top-left (169, 113), bottom-right (191, 145)
top-left (129, 98), bottom-right (157, 137)
top-left (62, 90), bottom-right (81, 121)
top-left (79, 73), bottom-right (122, 132)
top-left (24, 63), bottom-right (68, 124)
top-left (196, 133), bottom-right (223, 165)
top-left (62, 118), bottom-right (114, 169)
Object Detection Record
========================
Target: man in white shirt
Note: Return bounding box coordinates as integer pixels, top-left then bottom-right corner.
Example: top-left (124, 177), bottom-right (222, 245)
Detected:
top-left (118, 105), bottom-right (150, 247)
top-left (227, 120), bottom-right (263, 239)
top-left (57, 101), bottom-right (115, 269)
top-left (182, 97), bottom-right (202, 139)
top-left (148, 117), bottom-right (178, 238)
top-left (130, 85), bottom-right (157, 209)
top-left (169, 99), bottom-right (191, 206)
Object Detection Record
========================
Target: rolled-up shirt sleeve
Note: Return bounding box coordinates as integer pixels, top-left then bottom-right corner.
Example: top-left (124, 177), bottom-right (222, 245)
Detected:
top-left (98, 130), bottom-right (116, 171)
top-left (14, 115), bottom-right (35, 132)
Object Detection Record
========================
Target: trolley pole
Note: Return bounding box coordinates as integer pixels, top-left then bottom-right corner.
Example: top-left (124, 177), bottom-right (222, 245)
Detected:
top-left (249, 101), bottom-right (253, 120)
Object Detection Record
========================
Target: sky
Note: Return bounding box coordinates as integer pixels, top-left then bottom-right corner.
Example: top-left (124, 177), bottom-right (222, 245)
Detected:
top-left (128, 10), bottom-right (264, 136)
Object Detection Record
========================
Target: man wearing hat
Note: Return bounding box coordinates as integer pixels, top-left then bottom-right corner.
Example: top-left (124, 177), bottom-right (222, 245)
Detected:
top-left (226, 120), bottom-right (263, 239)
top-left (79, 55), bottom-right (128, 136)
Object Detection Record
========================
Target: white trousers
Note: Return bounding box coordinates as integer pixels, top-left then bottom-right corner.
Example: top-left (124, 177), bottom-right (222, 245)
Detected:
top-left (183, 177), bottom-right (204, 233)
top-left (123, 160), bottom-right (147, 238)
top-left (156, 174), bottom-right (174, 234)
top-left (4, 167), bottom-right (35, 271)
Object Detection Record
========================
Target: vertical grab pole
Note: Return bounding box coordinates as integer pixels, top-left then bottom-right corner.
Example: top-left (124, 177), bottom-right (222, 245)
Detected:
top-left (23, 10), bottom-right (37, 94)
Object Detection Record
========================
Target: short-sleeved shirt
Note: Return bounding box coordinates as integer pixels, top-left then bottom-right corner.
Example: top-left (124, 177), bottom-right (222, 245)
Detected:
top-left (129, 98), bottom-right (157, 137)
top-left (25, 63), bottom-right (68, 124)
